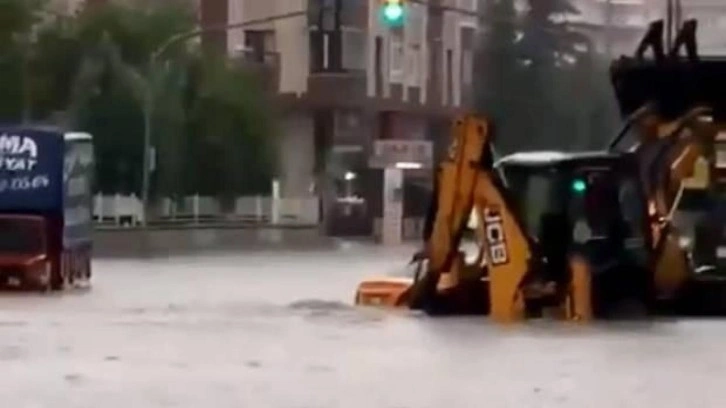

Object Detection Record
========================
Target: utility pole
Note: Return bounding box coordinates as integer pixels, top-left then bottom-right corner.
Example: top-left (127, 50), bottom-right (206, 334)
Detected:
top-left (674, 0), bottom-right (682, 35)
top-left (665, 0), bottom-right (684, 50)
top-left (604, 0), bottom-right (613, 58)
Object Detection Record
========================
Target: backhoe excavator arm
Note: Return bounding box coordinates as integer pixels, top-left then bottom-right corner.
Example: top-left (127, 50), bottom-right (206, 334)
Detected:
top-left (631, 106), bottom-right (714, 236)
top-left (407, 116), bottom-right (488, 311)
top-left (470, 154), bottom-right (534, 321)
top-left (406, 115), bottom-right (589, 322)
top-left (620, 105), bottom-right (716, 299)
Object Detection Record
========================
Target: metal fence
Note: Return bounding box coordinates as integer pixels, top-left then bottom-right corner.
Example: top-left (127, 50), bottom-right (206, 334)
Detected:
top-left (93, 194), bottom-right (320, 227)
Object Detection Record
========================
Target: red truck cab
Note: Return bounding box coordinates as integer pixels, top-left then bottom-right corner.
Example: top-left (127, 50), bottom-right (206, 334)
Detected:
top-left (0, 215), bottom-right (52, 288)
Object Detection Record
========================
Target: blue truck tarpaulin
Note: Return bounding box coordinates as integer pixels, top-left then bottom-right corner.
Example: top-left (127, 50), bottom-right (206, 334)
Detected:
top-left (0, 127), bottom-right (94, 248)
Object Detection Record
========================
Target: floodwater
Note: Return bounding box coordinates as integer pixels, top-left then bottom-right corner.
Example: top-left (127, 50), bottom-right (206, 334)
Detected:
top-left (1, 242), bottom-right (725, 407)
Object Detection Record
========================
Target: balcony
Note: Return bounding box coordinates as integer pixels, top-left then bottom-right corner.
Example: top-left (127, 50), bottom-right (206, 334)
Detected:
top-left (230, 49), bottom-right (280, 94)
top-left (307, 0), bottom-right (368, 31)
top-left (307, 69), bottom-right (367, 109)
top-left (306, 26), bottom-right (366, 108)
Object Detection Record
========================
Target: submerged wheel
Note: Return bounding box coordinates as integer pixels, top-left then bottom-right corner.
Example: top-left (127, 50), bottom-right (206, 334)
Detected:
top-left (37, 281), bottom-right (52, 293)
top-left (675, 276), bottom-right (726, 315)
top-left (591, 265), bottom-right (652, 319)
top-left (30, 266), bottom-right (53, 293)
top-left (51, 260), bottom-right (65, 291)
top-left (67, 265), bottom-right (76, 287)
top-left (84, 257), bottom-right (91, 280)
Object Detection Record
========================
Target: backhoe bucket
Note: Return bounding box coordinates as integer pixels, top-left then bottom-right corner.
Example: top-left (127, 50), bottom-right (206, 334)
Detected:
top-left (611, 57), bottom-right (726, 120)
top-left (610, 20), bottom-right (726, 119)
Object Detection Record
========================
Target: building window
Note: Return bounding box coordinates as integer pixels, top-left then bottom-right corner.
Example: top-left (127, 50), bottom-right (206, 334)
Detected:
top-left (342, 28), bottom-right (366, 71)
top-left (310, 30), bottom-right (324, 72)
top-left (461, 49), bottom-right (473, 85)
top-left (407, 44), bottom-right (421, 87)
top-left (390, 37), bottom-right (404, 83)
top-left (375, 36), bottom-right (384, 96)
top-left (446, 48), bottom-right (453, 105)
top-left (308, 0), bottom-right (338, 31)
top-left (420, 45), bottom-right (428, 86)
top-left (309, 29), bottom-right (343, 72)
top-left (243, 30), bottom-right (274, 62)
top-left (716, 144), bottom-right (726, 169)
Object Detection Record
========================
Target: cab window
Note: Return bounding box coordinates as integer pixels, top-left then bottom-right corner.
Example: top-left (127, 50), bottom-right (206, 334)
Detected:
top-left (568, 172), bottom-right (622, 240)
top-left (568, 171), bottom-right (648, 265)
top-left (501, 167), bottom-right (565, 239)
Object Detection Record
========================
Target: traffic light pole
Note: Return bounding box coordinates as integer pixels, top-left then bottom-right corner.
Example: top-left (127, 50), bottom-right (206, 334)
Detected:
top-left (407, 0), bottom-right (481, 17)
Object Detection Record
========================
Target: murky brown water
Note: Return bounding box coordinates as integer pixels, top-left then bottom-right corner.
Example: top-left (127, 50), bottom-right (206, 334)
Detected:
top-left (0, 245), bottom-right (724, 407)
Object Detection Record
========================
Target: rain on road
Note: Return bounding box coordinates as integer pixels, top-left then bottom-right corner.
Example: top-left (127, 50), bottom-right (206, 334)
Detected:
top-left (1, 243), bottom-right (725, 408)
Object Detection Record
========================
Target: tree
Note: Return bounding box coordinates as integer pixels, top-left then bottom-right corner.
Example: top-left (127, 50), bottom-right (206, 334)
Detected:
top-left (184, 55), bottom-right (276, 201)
top-left (477, 0), bottom-right (618, 152)
top-left (29, 16), bottom-right (84, 122)
top-left (519, 0), bottom-right (581, 67)
top-left (475, 0), bottom-right (528, 153)
top-left (475, 0), bottom-right (587, 152)
top-left (0, 0), bottom-right (43, 41)
top-left (517, 0), bottom-right (589, 149)
top-left (67, 1), bottom-right (276, 200)
top-left (570, 52), bottom-right (620, 149)
top-left (0, 0), bottom-right (47, 122)
top-left (67, 1), bottom-right (198, 196)
top-left (0, 0), bottom-right (278, 204)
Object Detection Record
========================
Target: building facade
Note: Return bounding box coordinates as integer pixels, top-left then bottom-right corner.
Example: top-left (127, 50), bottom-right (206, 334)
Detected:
top-left (196, 0), bottom-right (478, 237)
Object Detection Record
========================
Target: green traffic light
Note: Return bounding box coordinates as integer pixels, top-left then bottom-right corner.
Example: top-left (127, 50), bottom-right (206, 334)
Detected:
top-left (380, 1), bottom-right (405, 26)
top-left (572, 179), bottom-right (587, 194)
top-left (383, 4), bottom-right (404, 22)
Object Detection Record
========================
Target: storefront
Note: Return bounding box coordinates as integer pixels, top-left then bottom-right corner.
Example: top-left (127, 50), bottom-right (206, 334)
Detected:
top-left (368, 139), bottom-right (434, 244)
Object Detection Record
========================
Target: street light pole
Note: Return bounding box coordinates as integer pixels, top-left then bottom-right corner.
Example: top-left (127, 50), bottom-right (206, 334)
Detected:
top-left (139, 9), bottom-right (308, 227)
top-left (604, 0), bottom-right (613, 58)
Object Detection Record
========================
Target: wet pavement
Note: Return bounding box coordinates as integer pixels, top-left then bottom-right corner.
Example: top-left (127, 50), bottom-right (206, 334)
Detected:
top-left (1, 242), bottom-right (726, 407)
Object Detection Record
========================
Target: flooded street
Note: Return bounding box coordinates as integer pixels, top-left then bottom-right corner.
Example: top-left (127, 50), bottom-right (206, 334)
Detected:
top-left (1, 243), bottom-right (726, 407)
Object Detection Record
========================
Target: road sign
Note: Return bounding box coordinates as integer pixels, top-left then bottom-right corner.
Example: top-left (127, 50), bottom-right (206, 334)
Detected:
top-left (369, 140), bottom-right (433, 169)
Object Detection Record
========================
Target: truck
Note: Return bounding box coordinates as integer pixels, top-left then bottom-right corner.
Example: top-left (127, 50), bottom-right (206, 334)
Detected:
top-left (0, 126), bottom-right (94, 291)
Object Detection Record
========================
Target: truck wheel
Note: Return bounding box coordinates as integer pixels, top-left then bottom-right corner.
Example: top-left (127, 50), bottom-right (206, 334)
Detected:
top-left (50, 262), bottom-right (65, 291)
top-left (84, 258), bottom-right (91, 280)
top-left (37, 281), bottom-right (52, 293)
top-left (30, 269), bottom-right (52, 293)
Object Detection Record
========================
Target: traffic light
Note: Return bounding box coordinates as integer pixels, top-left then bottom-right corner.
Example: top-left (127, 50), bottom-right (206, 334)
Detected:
top-left (571, 178), bottom-right (587, 194)
top-left (380, 0), bottom-right (406, 27)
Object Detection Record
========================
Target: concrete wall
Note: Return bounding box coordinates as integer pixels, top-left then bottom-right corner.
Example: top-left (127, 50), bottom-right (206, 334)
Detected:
top-left (273, 0), bottom-right (309, 94)
top-left (278, 113), bottom-right (316, 198)
top-left (93, 227), bottom-right (334, 258)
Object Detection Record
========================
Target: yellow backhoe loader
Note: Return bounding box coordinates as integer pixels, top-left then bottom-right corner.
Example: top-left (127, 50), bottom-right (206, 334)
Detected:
top-left (354, 18), bottom-right (726, 322)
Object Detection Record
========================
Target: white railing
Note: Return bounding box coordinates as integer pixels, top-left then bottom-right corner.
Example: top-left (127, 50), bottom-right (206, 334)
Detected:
top-left (93, 194), bottom-right (145, 226)
top-left (92, 194), bottom-right (320, 227)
